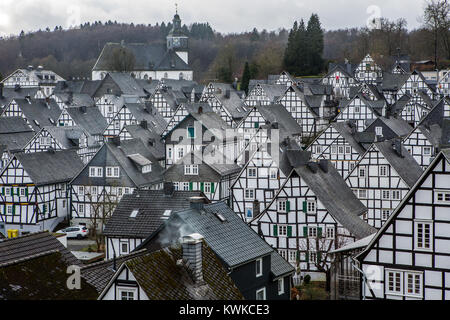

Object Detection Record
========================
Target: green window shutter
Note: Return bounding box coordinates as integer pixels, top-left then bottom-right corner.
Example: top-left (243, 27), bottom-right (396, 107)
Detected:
top-left (303, 226), bottom-right (308, 237)
top-left (17, 188), bottom-right (20, 195)
top-left (10, 188), bottom-right (13, 196)
top-left (211, 182), bottom-right (215, 193)
top-left (305, 251), bottom-right (309, 262)
top-left (318, 227), bottom-right (323, 238)
top-left (43, 204), bottom-right (47, 214)
top-left (287, 226), bottom-right (292, 237)
top-left (25, 188), bottom-right (28, 197)
top-left (12, 206), bottom-right (15, 215)
top-left (286, 201), bottom-right (290, 212)
top-left (273, 225), bottom-right (278, 236)
top-left (200, 182), bottom-right (204, 192)
top-left (188, 127), bottom-right (195, 138)
top-left (302, 201), bottom-right (307, 213)
top-left (1, 187), bottom-right (4, 195)
top-left (254, 122), bottom-right (259, 129)
top-left (189, 182), bottom-right (193, 191)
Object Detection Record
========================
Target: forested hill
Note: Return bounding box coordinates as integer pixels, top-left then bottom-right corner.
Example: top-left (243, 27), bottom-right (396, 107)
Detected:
top-left (0, 15), bottom-right (447, 84)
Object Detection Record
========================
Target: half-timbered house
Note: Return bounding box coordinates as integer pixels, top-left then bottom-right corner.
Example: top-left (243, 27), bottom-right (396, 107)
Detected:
top-left (70, 138), bottom-right (164, 226)
top-left (364, 116), bottom-right (413, 142)
top-left (390, 92), bottom-right (435, 127)
top-left (437, 71), bottom-right (450, 97)
top-left (322, 65), bottom-right (357, 99)
top-left (356, 149), bottom-right (450, 300)
top-left (345, 139), bottom-right (423, 229)
top-left (249, 150), bottom-right (375, 282)
top-left (354, 54), bottom-right (383, 85)
top-left (0, 149), bottom-right (84, 233)
top-left (245, 84), bottom-right (286, 107)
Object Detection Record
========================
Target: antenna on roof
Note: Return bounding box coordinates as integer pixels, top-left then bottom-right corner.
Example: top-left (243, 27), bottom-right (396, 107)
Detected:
top-left (175, 3), bottom-right (178, 14)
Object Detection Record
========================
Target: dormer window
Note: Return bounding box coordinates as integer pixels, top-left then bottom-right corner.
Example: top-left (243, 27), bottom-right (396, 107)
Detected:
top-left (130, 209), bottom-right (139, 218)
top-left (184, 164), bottom-right (198, 175)
top-left (142, 164), bottom-right (152, 173)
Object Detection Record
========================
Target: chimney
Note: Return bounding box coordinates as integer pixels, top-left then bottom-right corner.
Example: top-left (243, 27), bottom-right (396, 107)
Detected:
top-left (163, 182), bottom-right (174, 196)
top-left (253, 199), bottom-right (260, 218)
top-left (0, 83), bottom-right (3, 98)
top-left (80, 106), bottom-right (87, 114)
top-left (111, 136), bottom-right (121, 146)
top-left (225, 89), bottom-right (230, 99)
top-left (189, 196), bottom-right (205, 210)
top-left (148, 138), bottom-right (155, 146)
top-left (307, 161), bottom-right (319, 173)
top-left (319, 159), bottom-right (329, 173)
top-left (271, 122), bottom-right (279, 129)
top-left (25, 96), bottom-right (31, 104)
top-left (198, 106), bottom-right (203, 114)
top-left (182, 233), bottom-right (204, 283)
top-left (393, 139), bottom-right (404, 158)
top-left (140, 120), bottom-right (148, 129)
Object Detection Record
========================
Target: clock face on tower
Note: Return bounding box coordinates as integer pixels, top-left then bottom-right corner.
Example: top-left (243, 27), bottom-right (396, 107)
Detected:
top-left (173, 38), bottom-right (180, 46)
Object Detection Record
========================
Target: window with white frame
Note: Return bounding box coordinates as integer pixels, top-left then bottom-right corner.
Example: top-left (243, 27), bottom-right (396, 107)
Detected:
top-left (382, 190), bottom-right (390, 200)
top-left (382, 209), bottom-right (391, 221)
top-left (256, 258), bottom-right (263, 277)
top-left (315, 145), bottom-right (322, 154)
top-left (338, 146), bottom-right (344, 154)
top-left (89, 167), bottom-right (103, 178)
top-left (256, 287), bottom-right (266, 300)
top-left (379, 165), bottom-right (388, 177)
top-left (288, 250), bottom-right (296, 263)
top-left (120, 241), bottom-right (129, 254)
top-left (184, 165), bottom-right (199, 175)
top-left (436, 190), bottom-right (450, 203)
top-left (278, 249), bottom-right (287, 261)
top-left (204, 182), bottom-right (211, 193)
top-left (405, 272), bottom-right (422, 297)
top-left (19, 188), bottom-right (26, 197)
top-left (118, 288), bottom-right (137, 300)
top-left (354, 105), bottom-right (361, 113)
top-left (358, 189), bottom-right (367, 199)
top-left (386, 270), bottom-right (403, 295)
top-left (4, 187), bottom-right (10, 196)
top-left (326, 227), bottom-right (335, 239)
top-left (307, 201), bottom-right (316, 213)
top-left (391, 190), bottom-right (401, 200)
top-left (248, 168), bottom-right (257, 177)
top-left (375, 126), bottom-right (383, 136)
top-left (359, 167), bottom-right (366, 178)
top-left (78, 204), bottom-right (84, 214)
top-left (106, 167), bottom-right (120, 178)
top-left (345, 146), bottom-right (351, 154)
top-left (277, 200), bottom-right (287, 212)
top-left (415, 221), bottom-right (432, 250)
top-left (278, 278), bottom-right (285, 295)
top-left (6, 205), bottom-right (13, 214)
top-left (142, 165), bottom-right (152, 173)
top-left (177, 147), bottom-right (184, 159)
top-left (40, 136), bottom-right (52, 146)
top-left (182, 182), bottom-right (189, 191)
top-left (331, 146), bottom-right (337, 154)
top-left (245, 189), bottom-right (255, 200)
top-left (278, 225), bottom-right (287, 237)
top-left (269, 168), bottom-right (278, 179)
top-left (423, 146), bottom-right (431, 155)
top-left (309, 252), bottom-right (317, 263)
top-left (308, 226), bottom-right (317, 238)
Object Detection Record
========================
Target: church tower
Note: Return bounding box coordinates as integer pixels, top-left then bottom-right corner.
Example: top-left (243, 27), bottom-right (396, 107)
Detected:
top-left (166, 6), bottom-right (189, 64)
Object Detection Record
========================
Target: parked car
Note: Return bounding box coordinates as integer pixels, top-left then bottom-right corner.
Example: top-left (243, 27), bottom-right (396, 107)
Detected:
top-left (57, 225), bottom-right (89, 239)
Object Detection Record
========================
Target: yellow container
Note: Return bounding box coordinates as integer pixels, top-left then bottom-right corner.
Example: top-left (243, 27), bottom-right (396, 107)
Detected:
top-left (7, 229), bottom-right (18, 238)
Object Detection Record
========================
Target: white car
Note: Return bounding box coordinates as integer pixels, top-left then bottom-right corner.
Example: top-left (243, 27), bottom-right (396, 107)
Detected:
top-left (57, 225), bottom-right (89, 239)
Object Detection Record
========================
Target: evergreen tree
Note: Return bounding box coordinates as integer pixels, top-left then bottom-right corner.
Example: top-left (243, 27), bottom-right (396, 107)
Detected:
top-left (283, 21), bottom-right (298, 74)
top-left (294, 19), bottom-right (307, 75)
top-left (241, 61), bottom-right (251, 94)
top-left (306, 13), bottom-right (324, 75)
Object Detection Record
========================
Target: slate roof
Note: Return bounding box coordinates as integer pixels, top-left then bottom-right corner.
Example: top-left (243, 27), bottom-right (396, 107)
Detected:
top-left (81, 249), bottom-right (148, 293)
top-left (43, 126), bottom-right (85, 149)
top-left (292, 160), bottom-right (376, 239)
top-left (14, 149), bottom-right (84, 186)
top-left (330, 121), bottom-right (367, 155)
top-left (0, 117), bottom-right (31, 134)
top-left (370, 116), bottom-right (413, 138)
top-left (121, 242), bottom-right (243, 300)
top-left (380, 73), bottom-right (411, 91)
top-left (256, 104), bottom-right (302, 137)
top-left (0, 251), bottom-right (98, 300)
top-left (375, 139), bottom-right (423, 188)
top-left (54, 92), bottom-right (95, 108)
top-left (93, 43), bottom-right (191, 72)
top-left (0, 231), bottom-right (79, 267)
top-left (65, 106), bottom-right (108, 136)
top-left (53, 80), bottom-right (102, 96)
top-left (12, 98), bottom-right (62, 132)
top-left (124, 102), bottom-right (167, 136)
top-left (209, 83), bottom-right (249, 120)
top-left (140, 201), bottom-right (294, 276)
top-left (106, 72), bottom-right (147, 96)
top-left (122, 124), bottom-right (165, 160)
top-left (0, 87), bottom-right (39, 107)
top-left (103, 189), bottom-right (205, 238)
top-left (0, 132), bottom-right (35, 153)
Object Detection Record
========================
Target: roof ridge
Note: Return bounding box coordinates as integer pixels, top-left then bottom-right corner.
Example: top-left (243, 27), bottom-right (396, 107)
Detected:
top-left (80, 248), bottom-right (147, 270)
top-left (0, 249), bottom-right (59, 268)
top-left (0, 230), bottom-right (49, 243)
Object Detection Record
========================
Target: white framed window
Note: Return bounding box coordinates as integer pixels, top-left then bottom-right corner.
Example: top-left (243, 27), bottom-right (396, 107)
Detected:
top-left (288, 250), bottom-right (296, 263)
top-left (382, 209), bottom-right (391, 221)
top-left (349, 162), bottom-right (356, 172)
top-left (379, 165), bottom-right (388, 177)
top-left (375, 126), bottom-right (383, 136)
top-left (308, 226), bottom-right (317, 238)
top-left (248, 168), bottom-right (257, 177)
top-left (204, 182), bottom-right (211, 193)
top-left (358, 167), bottom-right (366, 178)
top-left (19, 188), bottom-right (26, 197)
top-left (184, 165), bottom-right (199, 175)
top-left (358, 189), bottom-right (367, 199)
top-left (117, 287), bottom-right (137, 300)
top-left (306, 201), bottom-right (316, 214)
top-left (386, 270), bottom-right (403, 295)
top-left (40, 136), bottom-right (52, 146)
top-left (382, 190), bottom-right (390, 200)
top-left (326, 227), bottom-right (335, 239)
top-left (269, 168), bottom-right (278, 179)
top-left (405, 272), bottom-right (422, 298)
top-left (277, 225), bottom-right (288, 237)
top-left (177, 147), bottom-right (184, 159)
top-left (182, 182), bottom-right (189, 191)
top-left (309, 252), bottom-right (317, 263)
top-left (256, 258), bottom-right (263, 277)
top-left (331, 146), bottom-right (337, 154)
top-left (91, 186), bottom-right (97, 195)
top-left (338, 146), bottom-right (344, 154)
top-left (256, 287), bottom-right (266, 300)
top-left (315, 145), bottom-right (322, 154)
top-left (354, 106), bottom-right (361, 113)
top-left (391, 190), bottom-right (401, 200)
top-left (89, 166), bottom-right (103, 178)
top-left (345, 146), bottom-right (352, 154)
top-left (244, 188), bottom-right (255, 200)
top-left (278, 278), bottom-right (285, 295)
top-left (6, 205), bottom-right (13, 214)
top-left (278, 249), bottom-right (287, 261)
top-left (4, 187), bottom-right (11, 196)
top-left (142, 165), bottom-right (152, 173)
top-left (120, 241), bottom-right (129, 254)
top-left (124, 187), bottom-right (130, 194)
top-left (423, 147), bottom-right (431, 155)
top-left (435, 190), bottom-right (450, 203)
top-left (415, 220), bottom-right (432, 251)
top-left (78, 204), bottom-right (84, 214)
top-left (277, 200), bottom-right (287, 213)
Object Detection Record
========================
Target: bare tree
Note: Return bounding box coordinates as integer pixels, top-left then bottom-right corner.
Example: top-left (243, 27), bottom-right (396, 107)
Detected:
top-left (422, 0), bottom-right (450, 66)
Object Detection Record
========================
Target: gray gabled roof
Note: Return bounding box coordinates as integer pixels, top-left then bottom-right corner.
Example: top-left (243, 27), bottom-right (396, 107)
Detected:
top-left (330, 121), bottom-right (367, 155)
top-left (65, 106), bottom-right (108, 136)
top-left (0, 117), bottom-right (32, 134)
top-left (103, 189), bottom-right (205, 238)
top-left (12, 98), bottom-right (62, 132)
top-left (43, 126), bottom-right (85, 149)
top-left (256, 104), bottom-right (302, 137)
top-left (375, 140), bottom-right (423, 188)
top-left (124, 102), bottom-right (167, 136)
top-left (292, 161), bottom-right (376, 239)
top-left (122, 124), bottom-right (165, 160)
top-left (208, 83), bottom-right (249, 120)
top-left (14, 149), bottom-right (84, 186)
top-left (0, 231), bottom-right (79, 267)
top-left (370, 116), bottom-right (413, 138)
top-left (0, 132), bottom-right (35, 153)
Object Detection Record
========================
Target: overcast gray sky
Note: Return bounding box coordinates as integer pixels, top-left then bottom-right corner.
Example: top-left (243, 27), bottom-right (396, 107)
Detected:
top-left (0, 0), bottom-right (426, 37)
